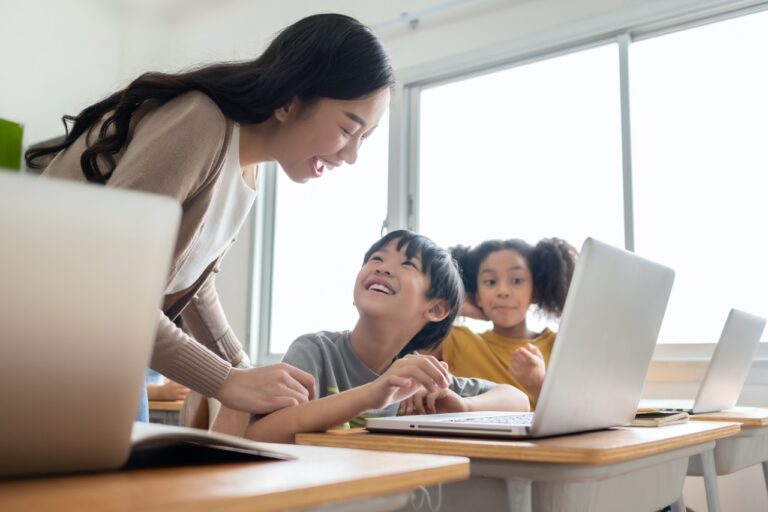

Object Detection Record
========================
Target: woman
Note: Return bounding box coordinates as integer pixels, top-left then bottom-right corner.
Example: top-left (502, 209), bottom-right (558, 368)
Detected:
top-left (26, 13), bottom-right (395, 420)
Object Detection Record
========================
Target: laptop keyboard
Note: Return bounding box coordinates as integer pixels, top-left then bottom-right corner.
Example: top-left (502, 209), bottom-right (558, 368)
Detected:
top-left (443, 413), bottom-right (534, 425)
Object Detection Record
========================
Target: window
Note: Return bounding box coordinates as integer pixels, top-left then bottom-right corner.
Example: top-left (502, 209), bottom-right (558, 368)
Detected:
top-left (418, 45), bottom-right (624, 332)
top-left (267, 114), bottom-right (389, 355)
top-left (631, 10), bottom-right (768, 343)
top-left (254, 5), bottom-right (768, 358)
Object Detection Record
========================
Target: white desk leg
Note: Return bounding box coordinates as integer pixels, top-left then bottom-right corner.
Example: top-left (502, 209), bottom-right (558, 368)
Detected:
top-left (697, 450), bottom-right (721, 512)
top-left (762, 460), bottom-right (768, 495)
top-left (505, 478), bottom-right (532, 512)
top-left (670, 496), bottom-right (686, 512)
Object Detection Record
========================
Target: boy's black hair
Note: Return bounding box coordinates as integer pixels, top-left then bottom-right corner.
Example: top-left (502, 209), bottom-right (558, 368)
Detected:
top-left (451, 238), bottom-right (578, 318)
top-left (363, 230), bottom-right (463, 358)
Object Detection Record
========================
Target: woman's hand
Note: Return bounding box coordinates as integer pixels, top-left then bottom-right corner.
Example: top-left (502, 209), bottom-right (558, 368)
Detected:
top-left (398, 387), bottom-right (469, 416)
top-left (366, 354), bottom-right (451, 410)
top-left (214, 363), bottom-right (316, 414)
top-left (509, 343), bottom-right (546, 401)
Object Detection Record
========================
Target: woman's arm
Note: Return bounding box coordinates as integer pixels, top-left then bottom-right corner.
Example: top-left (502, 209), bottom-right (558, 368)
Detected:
top-left (180, 274), bottom-right (245, 366)
top-left (152, 312), bottom-right (315, 412)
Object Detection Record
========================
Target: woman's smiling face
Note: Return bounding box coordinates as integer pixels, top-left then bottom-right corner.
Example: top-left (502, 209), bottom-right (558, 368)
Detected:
top-left (272, 87), bottom-right (390, 183)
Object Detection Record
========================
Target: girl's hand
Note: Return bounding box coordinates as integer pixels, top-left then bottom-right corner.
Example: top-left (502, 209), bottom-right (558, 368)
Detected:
top-left (509, 343), bottom-right (546, 400)
top-left (368, 354), bottom-right (451, 410)
top-left (398, 387), bottom-right (469, 416)
top-left (459, 297), bottom-right (488, 320)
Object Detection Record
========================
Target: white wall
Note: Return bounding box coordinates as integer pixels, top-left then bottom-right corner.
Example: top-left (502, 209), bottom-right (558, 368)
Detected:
top-left (0, 1), bottom-right (125, 146)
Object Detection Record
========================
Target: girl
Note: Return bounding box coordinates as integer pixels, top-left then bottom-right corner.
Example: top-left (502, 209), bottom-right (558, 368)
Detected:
top-left (25, 14), bottom-right (395, 421)
top-left (424, 238), bottom-right (577, 409)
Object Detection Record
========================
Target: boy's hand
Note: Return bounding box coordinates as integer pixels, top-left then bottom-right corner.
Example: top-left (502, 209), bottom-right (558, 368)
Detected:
top-left (509, 343), bottom-right (546, 400)
top-left (398, 387), bottom-right (468, 415)
top-left (368, 354), bottom-right (451, 410)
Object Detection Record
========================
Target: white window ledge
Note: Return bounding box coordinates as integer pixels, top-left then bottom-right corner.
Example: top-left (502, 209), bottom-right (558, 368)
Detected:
top-left (648, 343), bottom-right (768, 385)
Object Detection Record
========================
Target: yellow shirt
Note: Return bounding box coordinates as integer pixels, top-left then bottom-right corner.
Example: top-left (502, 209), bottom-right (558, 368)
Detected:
top-left (441, 325), bottom-right (556, 408)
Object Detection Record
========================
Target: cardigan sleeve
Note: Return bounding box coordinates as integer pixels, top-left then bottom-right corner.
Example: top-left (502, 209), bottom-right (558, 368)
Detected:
top-left (150, 309), bottom-right (233, 397)
top-left (43, 91), bottom-right (239, 397)
top-left (180, 271), bottom-right (246, 366)
top-left (150, 272), bottom-right (245, 397)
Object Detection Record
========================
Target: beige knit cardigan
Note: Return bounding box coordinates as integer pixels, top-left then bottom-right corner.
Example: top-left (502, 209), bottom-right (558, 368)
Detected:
top-left (43, 91), bottom-right (248, 397)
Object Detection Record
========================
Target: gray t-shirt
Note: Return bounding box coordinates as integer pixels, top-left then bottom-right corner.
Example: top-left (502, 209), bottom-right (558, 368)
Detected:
top-left (282, 330), bottom-right (494, 428)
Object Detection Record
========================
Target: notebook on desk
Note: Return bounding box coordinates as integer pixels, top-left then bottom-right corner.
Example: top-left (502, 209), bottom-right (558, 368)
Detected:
top-left (365, 238), bottom-right (675, 439)
top-left (639, 309), bottom-right (766, 414)
top-left (0, 173), bottom-right (288, 478)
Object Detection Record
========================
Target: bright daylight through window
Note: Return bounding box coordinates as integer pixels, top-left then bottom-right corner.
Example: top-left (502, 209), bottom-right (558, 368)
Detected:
top-left (268, 115), bottom-right (390, 354)
top-left (631, 10), bottom-right (768, 343)
top-left (419, 44), bottom-right (624, 334)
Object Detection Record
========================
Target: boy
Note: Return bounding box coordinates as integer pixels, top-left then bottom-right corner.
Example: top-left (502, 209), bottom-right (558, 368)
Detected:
top-left (236, 230), bottom-right (530, 443)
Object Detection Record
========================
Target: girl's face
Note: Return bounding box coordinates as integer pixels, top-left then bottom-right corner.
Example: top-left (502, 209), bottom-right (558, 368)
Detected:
top-left (474, 249), bottom-right (534, 330)
top-left (273, 87), bottom-right (390, 183)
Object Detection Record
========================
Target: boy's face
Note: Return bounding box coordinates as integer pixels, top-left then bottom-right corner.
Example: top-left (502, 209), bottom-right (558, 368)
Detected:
top-left (354, 239), bottom-right (436, 325)
top-left (474, 249), bottom-right (534, 330)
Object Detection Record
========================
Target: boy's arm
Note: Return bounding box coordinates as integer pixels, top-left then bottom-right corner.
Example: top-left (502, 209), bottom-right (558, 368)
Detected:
top-left (400, 380), bottom-right (531, 415)
top-left (463, 384), bottom-right (531, 412)
top-left (244, 384), bottom-right (377, 443)
top-left (246, 354), bottom-right (452, 443)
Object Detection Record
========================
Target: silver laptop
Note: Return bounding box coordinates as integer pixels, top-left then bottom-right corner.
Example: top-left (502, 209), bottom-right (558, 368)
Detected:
top-left (366, 238), bottom-right (675, 438)
top-left (639, 309), bottom-right (766, 414)
top-left (0, 172), bottom-right (180, 477)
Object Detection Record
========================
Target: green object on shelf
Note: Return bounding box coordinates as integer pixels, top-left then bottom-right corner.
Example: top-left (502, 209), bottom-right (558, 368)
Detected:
top-left (0, 118), bottom-right (24, 171)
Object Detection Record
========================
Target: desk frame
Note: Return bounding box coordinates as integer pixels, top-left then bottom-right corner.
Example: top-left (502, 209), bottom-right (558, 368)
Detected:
top-left (297, 422), bottom-right (740, 512)
top-left (689, 408), bottom-right (768, 509)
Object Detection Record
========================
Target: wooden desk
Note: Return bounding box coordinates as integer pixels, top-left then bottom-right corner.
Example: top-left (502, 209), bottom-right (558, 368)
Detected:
top-left (0, 443), bottom-right (468, 512)
top-left (691, 407), bottom-right (768, 428)
top-left (689, 407), bottom-right (768, 496)
top-left (148, 400), bottom-right (183, 426)
top-left (297, 421), bottom-right (740, 512)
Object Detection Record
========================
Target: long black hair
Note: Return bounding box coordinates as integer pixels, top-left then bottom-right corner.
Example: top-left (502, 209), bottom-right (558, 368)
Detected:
top-left (25, 13), bottom-right (395, 183)
top-left (451, 238), bottom-right (578, 318)
top-left (364, 230), bottom-right (464, 358)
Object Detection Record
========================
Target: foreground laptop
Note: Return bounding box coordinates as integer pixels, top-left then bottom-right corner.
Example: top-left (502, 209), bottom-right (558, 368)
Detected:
top-left (639, 309), bottom-right (766, 414)
top-left (366, 238), bottom-right (675, 438)
top-left (0, 173), bottom-right (180, 477)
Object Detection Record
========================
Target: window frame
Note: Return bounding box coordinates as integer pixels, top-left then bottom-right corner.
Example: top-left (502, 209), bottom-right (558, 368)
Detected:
top-left (251, 0), bottom-right (768, 367)
top-left (386, 0), bottom-right (768, 363)
top-left (250, 163), bottom-right (281, 365)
